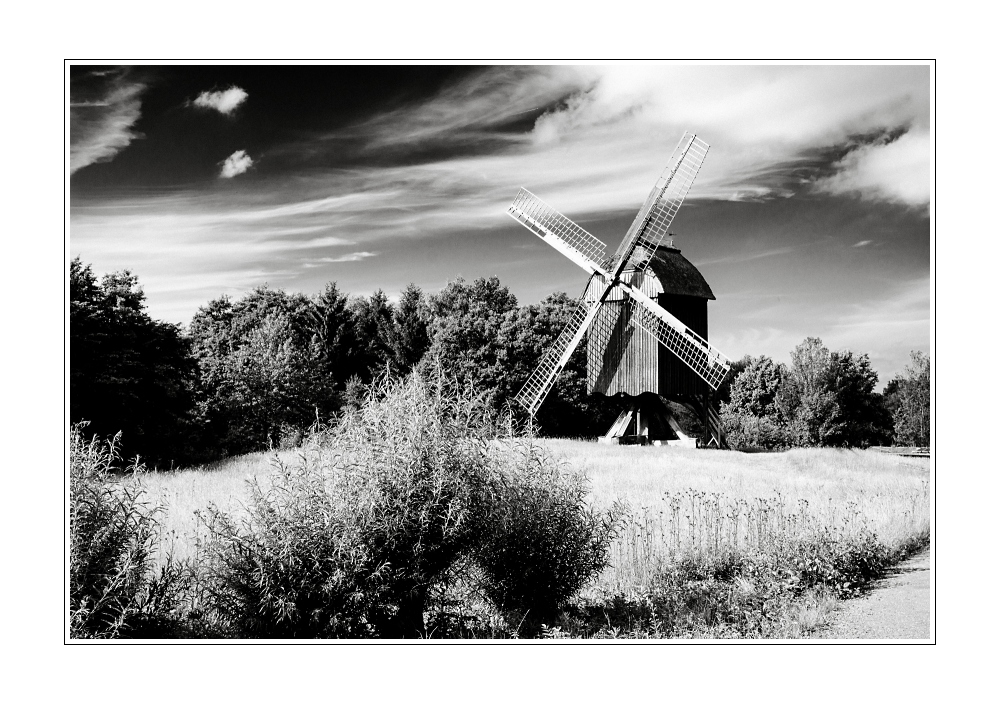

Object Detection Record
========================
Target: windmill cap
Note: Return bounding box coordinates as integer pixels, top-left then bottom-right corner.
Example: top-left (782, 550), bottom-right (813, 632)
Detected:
top-left (644, 246), bottom-right (716, 300)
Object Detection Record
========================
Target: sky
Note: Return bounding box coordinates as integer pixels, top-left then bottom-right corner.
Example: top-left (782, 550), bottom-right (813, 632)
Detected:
top-left (69, 63), bottom-right (931, 387)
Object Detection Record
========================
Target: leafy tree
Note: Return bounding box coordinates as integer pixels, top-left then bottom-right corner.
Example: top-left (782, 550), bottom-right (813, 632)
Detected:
top-left (779, 338), bottom-right (843, 447)
top-left (718, 356), bottom-right (792, 450)
top-left (70, 257), bottom-right (197, 466)
top-left (718, 341), bottom-right (891, 450)
top-left (888, 351), bottom-right (930, 447)
top-left (421, 281), bottom-right (614, 436)
top-left (499, 292), bottom-right (617, 436)
top-left (188, 286), bottom-right (341, 456)
top-left (711, 355), bottom-right (752, 413)
top-left (386, 283), bottom-right (430, 375)
top-left (826, 350), bottom-right (893, 447)
top-left (347, 289), bottom-right (395, 382)
top-left (420, 276), bottom-right (520, 398)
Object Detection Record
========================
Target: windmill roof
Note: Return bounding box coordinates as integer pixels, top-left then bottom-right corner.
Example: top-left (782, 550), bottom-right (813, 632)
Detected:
top-left (642, 246), bottom-right (716, 300)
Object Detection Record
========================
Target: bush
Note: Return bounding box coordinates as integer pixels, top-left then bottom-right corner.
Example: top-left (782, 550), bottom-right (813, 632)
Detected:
top-left (69, 425), bottom-right (188, 638)
top-left (200, 373), bottom-right (621, 638)
top-left (719, 410), bottom-right (791, 451)
top-left (472, 442), bottom-right (623, 632)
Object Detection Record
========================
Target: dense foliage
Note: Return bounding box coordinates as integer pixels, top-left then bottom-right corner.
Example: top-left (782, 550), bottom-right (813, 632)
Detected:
top-left (70, 258), bottom-right (198, 466)
top-left (721, 338), bottom-right (895, 451)
top-left (883, 352), bottom-right (931, 447)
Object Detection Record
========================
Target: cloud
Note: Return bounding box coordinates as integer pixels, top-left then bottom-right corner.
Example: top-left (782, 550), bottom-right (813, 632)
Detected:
top-left (220, 150), bottom-right (253, 178)
top-left (70, 69), bottom-right (146, 174)
top-left (323, 251), bottom-right (377, 263)
top-left (853, 240), bottom-right (873, 248)
top-left (302, 252), bottom-right (378, 269)
top-left (698, 246), bottom-right (796, 267)
top-left (813, 130), bottom-right (930, 206)
top-left (192, 86), bottom-right (248, 115)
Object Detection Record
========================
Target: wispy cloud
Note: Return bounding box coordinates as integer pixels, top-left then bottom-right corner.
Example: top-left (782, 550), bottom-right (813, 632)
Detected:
top-left (853, 240), bottom-right (873, 248)
top-left (220, 150), bottom-right (253, 178)
top-left (320, 251), bottom-right (377, 263)
top-left (698, 246), bottom-right (796, 266)
top-left (70, 69), bottom-right (146, 174)
top-left (192, 86), bottom-right (248, 115)
top-left (302, 251), bottom-right (378, 268)
top-left (813, 130), bottom-right (930, 206)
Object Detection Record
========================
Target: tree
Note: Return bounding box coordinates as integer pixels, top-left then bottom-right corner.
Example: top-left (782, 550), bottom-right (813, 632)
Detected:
top-left (386, 283), bottom-right (430, 375)
top-left (888, 351), bottom-right (930, 447)
top-left (347, 289), bottom-right (395, 382)
top-left (420, 276), bottom-right (520, 398)
top-left (501, 293), bottom-right (619, 436)
top-left (188, 285), bottom-right (341, 456)
top-left (779, 338), bottom-right (843, 446)
top-left (70, 257), bottom-right (197, 466)
top-left (826, 350), bottom-right (893, 446)
top-left (308, 281), bottom-right (360, 389)
top-left (718, 356), bottom-right (792, 451)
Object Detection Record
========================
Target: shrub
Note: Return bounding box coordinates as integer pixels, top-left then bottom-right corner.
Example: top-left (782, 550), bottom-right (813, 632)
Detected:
top-left (200, 373), bottom-right (621, 638)
top-left (472, 442), bottom-right (624, 632)
top-left (69, 425), bottom-right (188, 638)
top-left (719, 410), bottom-right (791, 451)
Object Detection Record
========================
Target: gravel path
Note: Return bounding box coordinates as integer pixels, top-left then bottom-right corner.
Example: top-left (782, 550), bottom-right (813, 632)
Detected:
top-left (813, 549), bottom-right (932, 640)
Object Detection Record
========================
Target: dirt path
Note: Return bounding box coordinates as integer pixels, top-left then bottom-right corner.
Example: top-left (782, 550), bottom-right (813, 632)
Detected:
top-left (813, 549), bottom-right (932, 640)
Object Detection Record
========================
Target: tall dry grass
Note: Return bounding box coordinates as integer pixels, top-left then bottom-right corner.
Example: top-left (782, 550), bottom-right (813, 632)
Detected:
top-left (542, 440), bottom-right (930, 594)
top-left (143, 452), bottom-right (277, 566)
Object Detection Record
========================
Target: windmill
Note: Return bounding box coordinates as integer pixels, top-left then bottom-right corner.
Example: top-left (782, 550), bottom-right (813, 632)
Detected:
top-left (507, 132), bottom-right (730, 446)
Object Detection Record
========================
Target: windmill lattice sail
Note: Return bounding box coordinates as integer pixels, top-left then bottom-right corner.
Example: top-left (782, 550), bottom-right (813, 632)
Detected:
top-left (606, 133), bottom-right (710, 273)
top-left (515, 297), bottom-right (602, 415)
top-left (508, 188), bottom-right (607, 272)
top-left (624, 291), bottom-right (729, 391)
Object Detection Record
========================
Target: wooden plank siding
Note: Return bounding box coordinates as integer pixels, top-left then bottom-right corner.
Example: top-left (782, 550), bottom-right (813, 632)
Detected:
top-left (587, 270), bottom-right (660, 396)
top-left (586, 258), bottom-right (710, 399)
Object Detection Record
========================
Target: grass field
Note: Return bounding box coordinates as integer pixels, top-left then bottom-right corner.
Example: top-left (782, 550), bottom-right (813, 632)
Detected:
top-left (140, 440), bottom-right (930, 637)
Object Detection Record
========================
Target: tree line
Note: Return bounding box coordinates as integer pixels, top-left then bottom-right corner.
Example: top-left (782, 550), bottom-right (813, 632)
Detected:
top-left (717, 339), bottom-right (930, 451)
top-left (70, 257), bottom-right (931, 466)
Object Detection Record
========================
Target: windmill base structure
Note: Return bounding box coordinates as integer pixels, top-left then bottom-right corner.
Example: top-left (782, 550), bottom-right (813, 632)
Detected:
top-left (597, 394), bottom-right (725, 448)
top-left (507, 132), bottom-right (734, 448)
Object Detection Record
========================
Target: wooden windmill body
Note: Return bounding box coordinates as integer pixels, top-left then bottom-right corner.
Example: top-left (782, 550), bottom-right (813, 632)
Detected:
top-left (506, 132), bottom-right (732, 447)
top-left (585, 246), bottom-right (723, 446)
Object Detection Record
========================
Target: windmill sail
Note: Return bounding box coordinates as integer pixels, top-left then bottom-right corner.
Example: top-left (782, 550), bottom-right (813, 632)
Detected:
top-left (606, 133), bottom-right (710, 274)
top-left (622, 288), bottom-right (730, 391)
top-left (515, 297), bottom-right (603, 415)
top-left (508, 188), bottom-right (607, 273)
